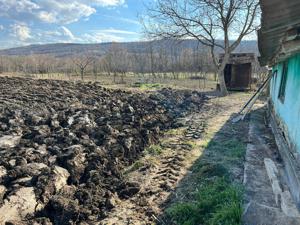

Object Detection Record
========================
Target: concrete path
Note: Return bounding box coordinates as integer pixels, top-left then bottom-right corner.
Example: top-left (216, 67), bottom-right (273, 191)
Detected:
top-left (243, 106), bottom-right (300, 225)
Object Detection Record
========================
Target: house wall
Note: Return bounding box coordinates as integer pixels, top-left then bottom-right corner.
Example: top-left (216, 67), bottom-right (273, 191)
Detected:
top-left (270, 53), bottom-right (300, 153)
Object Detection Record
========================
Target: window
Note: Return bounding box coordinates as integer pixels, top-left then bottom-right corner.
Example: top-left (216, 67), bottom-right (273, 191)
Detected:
top-left (278, 61), bottom-right (288, 103)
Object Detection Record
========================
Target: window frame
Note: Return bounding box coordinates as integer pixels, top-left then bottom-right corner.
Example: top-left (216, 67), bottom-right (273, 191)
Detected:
top-left (278, 60), bottom-right (288, 103)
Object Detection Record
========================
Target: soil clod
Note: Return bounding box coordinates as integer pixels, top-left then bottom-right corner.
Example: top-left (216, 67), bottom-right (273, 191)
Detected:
top-left (0, 77), bottom-right (207, 224)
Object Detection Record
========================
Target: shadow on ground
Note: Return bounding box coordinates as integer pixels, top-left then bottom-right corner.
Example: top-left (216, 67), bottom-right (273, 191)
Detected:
top-left (157, 109), bottom-right (252, 225)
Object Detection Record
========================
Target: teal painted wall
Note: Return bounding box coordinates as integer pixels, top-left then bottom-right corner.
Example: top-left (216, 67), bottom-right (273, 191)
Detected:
top-left (270, 53), bottom-right (300, 152)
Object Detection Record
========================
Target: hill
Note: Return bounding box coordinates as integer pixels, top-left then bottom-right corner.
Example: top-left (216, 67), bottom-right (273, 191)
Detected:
top-left (0, 40), bottom-right (258, 58)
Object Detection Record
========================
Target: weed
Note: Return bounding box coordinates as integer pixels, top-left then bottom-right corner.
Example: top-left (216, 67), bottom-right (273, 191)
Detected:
top-left (165, 128), bottom-right (184, 136)
top-left (183, 140), bottom-right (198, 149)
top-left (209, 201), bottom-right (243, 225)
top-left (165, 178), bottom-right (243, 225)
top-left (224, 139), bottom-right (245, 159)
top-left (124, 160), bottom-right (145, 174)
top-left (193, 162), bottom-right (229, 180)
top-left (200, 139), bottom-right (210, 148)
top-left (206, 138), bottom-right (245, 159)
top-left (145, 144), bottom-right (163, 155)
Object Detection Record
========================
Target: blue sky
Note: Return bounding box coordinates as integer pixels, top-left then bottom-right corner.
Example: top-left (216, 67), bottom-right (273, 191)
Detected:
top-left (0, 0), bottom-right (151, 49)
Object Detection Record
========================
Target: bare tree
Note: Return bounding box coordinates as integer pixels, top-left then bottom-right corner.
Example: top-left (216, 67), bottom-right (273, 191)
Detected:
top-left (147, 41), bottom-right (157, 80)
top-left (0, 57), bottom-right (4, 74)
top-left (145, 0), bottom-right (260, 96)
top-left (92, 56), bottom-right (102, 80)
top-left (72, 54), bottom-right (94, 80)
top-left (102, 53), bottom-right (113, 77)
top-left (132, 46), bottom-right (147, 78)
top-left (104, 43), bottom-right (129, 83)
top-left (170, 42), bottom-right (181, 79)
top-left (33, 55), bottom-right (56, 75)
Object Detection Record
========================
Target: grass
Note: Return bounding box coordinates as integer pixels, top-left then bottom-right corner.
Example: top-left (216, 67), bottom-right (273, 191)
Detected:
top-left (133, 83), bottom-right (162, 90)
top-left (223, 139), bottom-right (246, 159)
top-left (165, 178), bottom-right (243, 225)
top-left (182, 140), bottom-right (198, 149)
top-left (124, 151), bottom-right (162, 175)
top-left (145, 144), bottom-right (163, 156)
top-left (200, 139), bottom-right (211, 148)
top-left (123, 144), bottom-right (165, 175)
top-left (193, 162), bottom-right (229, 180)
top-left (164, 122), bottom-right (247, 225)
top-left (123, 160), bottom-right (145, 174)
top-left (165, 128), bottom-right (184, 136)
top-left (206, 138), bottom-right (246, 161)
top-left (3, 72), bottom-right (218, 91)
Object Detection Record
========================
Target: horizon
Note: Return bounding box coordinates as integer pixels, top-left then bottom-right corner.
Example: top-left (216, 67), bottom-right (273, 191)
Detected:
top-left (0, 39), bottom-right (258, 51)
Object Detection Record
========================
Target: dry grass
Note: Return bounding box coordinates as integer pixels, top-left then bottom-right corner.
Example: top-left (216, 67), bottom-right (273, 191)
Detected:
top-left (0, 72), bottom-right (218, 91)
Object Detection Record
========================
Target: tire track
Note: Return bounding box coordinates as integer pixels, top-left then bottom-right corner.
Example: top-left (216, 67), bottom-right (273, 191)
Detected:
top-left (101, 100), bottom-right (212, 225)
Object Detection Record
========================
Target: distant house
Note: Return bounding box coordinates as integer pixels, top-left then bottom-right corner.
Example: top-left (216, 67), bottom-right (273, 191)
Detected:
top-left (219, 53), bottom-right (255, 91)
top-left (259, 0), bottom-right (300, 204)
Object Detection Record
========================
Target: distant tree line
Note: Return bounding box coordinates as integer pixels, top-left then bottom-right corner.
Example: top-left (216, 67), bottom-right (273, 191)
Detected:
top-left (0, 41), bottom-right (264, 85)
top-left (0, 42), bottom-right (217, 81)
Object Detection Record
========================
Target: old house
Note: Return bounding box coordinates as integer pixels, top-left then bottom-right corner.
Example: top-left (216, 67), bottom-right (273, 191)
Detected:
top-left (259, 0), bottom-right (300, 204)
top-left (220, 53), bottom-right (255, 91)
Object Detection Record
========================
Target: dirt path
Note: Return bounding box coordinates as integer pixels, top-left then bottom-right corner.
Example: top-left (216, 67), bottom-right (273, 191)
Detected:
top-left (102, 93), bottom-right (252, 225)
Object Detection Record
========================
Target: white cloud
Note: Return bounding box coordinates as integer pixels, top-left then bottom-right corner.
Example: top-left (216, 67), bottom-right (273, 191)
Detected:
top-left (82, 33), bottom-right (124, 43)
top-left (96, 29), bottom-right (137, 35)
top-left (35, 26), bottom-right (79, 43)
top-left (0, 0), bottom-right (130, 48)
top-left (39, 1), bottom-right (96, 24)
top-left (37, 11), bottom-right (56, 23)
top-left (119, 17), bottom-right (139, 25)
top-left (80, 28), bottom-right (138, 43)
top-left (0, 25), bottom-right (4, 31)
top-left (0, 0), bottom-right (125, 25)
top-left (0, 0), bottom-right (40, 13)
top-left (23, 27), bottom-right (127, 44)
top-left (1, 25), bottom-right (140, 49)
top-left (103, 15), bottom-right (140, 25)
top-left (60, 26), bottom-right (75, 40)
top-left (85, 0), bottom-right (125, 7)
top-left (10, 23), bottom-right (31, 41)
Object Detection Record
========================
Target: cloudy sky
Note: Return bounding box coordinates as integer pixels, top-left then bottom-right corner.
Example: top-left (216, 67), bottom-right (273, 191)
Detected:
top-left (0, 0), bottom-right (149, 49)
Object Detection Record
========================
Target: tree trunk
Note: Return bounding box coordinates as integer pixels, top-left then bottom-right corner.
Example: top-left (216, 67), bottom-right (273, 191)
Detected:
top-left (217, 68), bottom-right (228, 96)
top-left (216, 52), bottom-right (230, 96)
top-left (113, 73), bottom-right (117, 83)
top-left (94, 70), bottom-right (97, 81)
top-left (121, 73), bottom-right (125, 83)
top-left (214, 72), bottom-right (218, 81)
top-left (80, 68), bottom-right (84, 80)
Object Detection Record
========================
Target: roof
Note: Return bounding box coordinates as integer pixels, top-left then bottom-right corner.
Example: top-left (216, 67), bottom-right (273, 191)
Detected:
top-left (259, 0), bottom-right (300, 66)
top-left (219, 53), bottom-right (255, 64)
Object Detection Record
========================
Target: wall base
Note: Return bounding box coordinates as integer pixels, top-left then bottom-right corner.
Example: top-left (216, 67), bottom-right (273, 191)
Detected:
top-left (269, 109), bottom-right (300, 207)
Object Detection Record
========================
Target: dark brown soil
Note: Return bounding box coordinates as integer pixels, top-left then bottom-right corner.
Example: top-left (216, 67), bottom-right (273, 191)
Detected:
top-left (0, 77), bottom-right (207, 224)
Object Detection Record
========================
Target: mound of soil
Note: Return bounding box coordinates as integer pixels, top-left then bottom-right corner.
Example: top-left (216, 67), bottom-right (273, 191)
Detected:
top-left (0, 77), bottom-right (206, 224)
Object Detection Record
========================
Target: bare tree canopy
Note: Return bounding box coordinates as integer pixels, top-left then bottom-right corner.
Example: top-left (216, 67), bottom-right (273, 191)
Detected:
top-left (145, 0), bottom-right (260, 96)
top-left (72, 53), bottom-right (95, 80)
